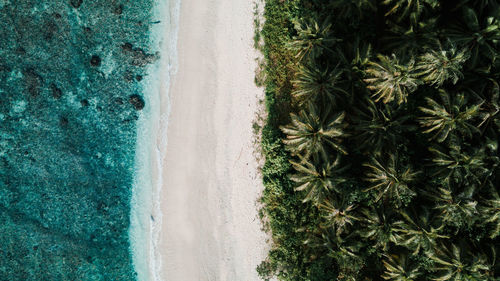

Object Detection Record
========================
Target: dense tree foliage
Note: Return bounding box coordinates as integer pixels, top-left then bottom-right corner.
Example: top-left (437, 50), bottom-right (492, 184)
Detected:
top-left (258, 0), bottom-right (500, 280)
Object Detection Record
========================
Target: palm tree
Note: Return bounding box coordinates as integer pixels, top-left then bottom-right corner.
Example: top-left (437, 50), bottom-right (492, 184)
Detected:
top-left (448, 7), bottom-right (500, 66)
top-left (478, 189), bottom-right (500, 239)
top-left (429, 143), bottom-right (490, 186)
top-left (353, 97), bottom-right (415, 156)
top-left (383, 0), bottom-right (440, 21)
top-left (304, 226), bottom-right (364, 281)
top-left (364, 54), bottom-right (420, 104)
top-left (427, 243), bottom-right (491, 280)
top-left (424, 186), bottom-right (478, 229)
top-left (281, 103), bottom-right (348, 158)
top-left (381, 252), bottom-right (422, 281)
top-left (319, 196), bottom-right (359, 236)
top-left (415, 44), bottom-right (469, 87)
top-left (393, 208), bottom-right (449, 255)
top-left (327, 0), bottom-right (376, 20)
top-left (291, 61), bottom-right (347, 105)
top-left (476, 246), bottom-right (498, 278)
top-left (290, 154), bottom-right (348, 204)
top-left (382, 18), bottom-right (438, 56)
top-left (452, 0), bottom-right (499, 11)
top-left (419, 90), bottom-right (483, 142)
top-left (288, 17), bottom-right (341, 61)
top-left (358, 207), bottom-right (399, 251)
top-left (336, 38), bottom-right (372, 98)
top-left (363, 154), bottom-right (418, 205)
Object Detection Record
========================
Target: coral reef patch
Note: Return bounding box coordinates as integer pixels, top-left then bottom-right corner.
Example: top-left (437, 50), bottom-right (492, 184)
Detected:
top-left (0, 0), bottom-right (158, 279)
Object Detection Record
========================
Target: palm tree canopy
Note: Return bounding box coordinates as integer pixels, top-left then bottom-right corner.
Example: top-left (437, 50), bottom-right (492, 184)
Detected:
top-left (258, 1), bottom-right (500, 280)
top-left (393, 208), bottom-right (449, 255)
top-left (427, 243), bottom-right (492, 280)
top-left (291, 61), bottom-right (347, 105)
top-left (289, 154), bottom-right (348, 204)
top-left (423, 185), bottom-right (478, 229)
top-left (382, 18), bottom-right (438, 56)
top-left (383, 0), bottom-right (440, 21)
top-left (358, 207), bottom-right (399, 251)
top-left (448, 7), bottom-right (500, 66)
top-left (281, 103), bottom-right (348, 158)
top-left (288, 17), bottom-right (341, 61)
top-left (429, 144), bottom-right (490, 186)
top-left (319, 196), bottom-right (359, 236)
top-left (415, 44), bottom-right (469, 87)
top-left (478, 189), bottom-right (500, 239)
top-left (363, 154), bottom-right (418, 206)
top-left (381, 252), bottom-right (422, 281)
top-left (419, 90), bottom-right (483, 142)
top-left (327, 0), bottom-right (376, 20)
top-left (364, 54), bottom-right (420, 104)
top-left (353, 97), bottom-right (415, 155)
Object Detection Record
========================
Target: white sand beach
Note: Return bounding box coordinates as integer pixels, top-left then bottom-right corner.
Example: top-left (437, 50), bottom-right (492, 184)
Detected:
top-left (154, 0), bottom-right (269, 280)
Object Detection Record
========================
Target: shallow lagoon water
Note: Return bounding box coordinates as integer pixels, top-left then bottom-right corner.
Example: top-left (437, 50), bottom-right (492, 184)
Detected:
top-left (0, 0), bottom-right (168, 279)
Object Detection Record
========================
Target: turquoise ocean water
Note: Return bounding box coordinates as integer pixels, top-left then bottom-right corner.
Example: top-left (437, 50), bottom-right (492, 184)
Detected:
top-left (0, 0), bottom-right (176, 280)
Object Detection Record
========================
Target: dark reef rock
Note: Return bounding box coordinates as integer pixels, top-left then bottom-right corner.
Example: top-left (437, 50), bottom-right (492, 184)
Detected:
top-left (132, 50), bottom-right (158, 67)
top-left (43, 20), bottom-right (58, 40)
top-left (121, 42), bottom-right (133, 52)
top-left (128, 94), bottom-right (145, 110)
top-left (124, 71), bottom-right (135, 82)
top-left (114, 97), bottom-right (124, 105)
top-left (15, 47), bottom-right (26, 55)
top-left (0, 64), bottom-right (11, 73)
top-left (23, 68), bottom-right (43, 97)
top-left (121, 43), bottom-right (158, 66)
top-left (59, 116), bottom-right (69, 127)
top-left (70, 0), bottom-right (83, 8)
top-left (90, 55), bottom-right (101, 67)
top-left (50, 83), bottom-right (63, 99)
top-left (114, 5), bottom-right (124, 15)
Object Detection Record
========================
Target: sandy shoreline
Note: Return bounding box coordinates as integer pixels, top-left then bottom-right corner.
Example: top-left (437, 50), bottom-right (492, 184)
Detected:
top-left (155, 0), bottom-right (269, 280)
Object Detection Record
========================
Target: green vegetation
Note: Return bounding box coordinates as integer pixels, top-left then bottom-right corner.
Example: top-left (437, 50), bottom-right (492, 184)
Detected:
top-left (257, 0), bottom-right (500, 280)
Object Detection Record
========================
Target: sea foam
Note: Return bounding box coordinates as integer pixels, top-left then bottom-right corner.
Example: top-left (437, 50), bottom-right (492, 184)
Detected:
top-left (129, 0), bottom-right (181, 280)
